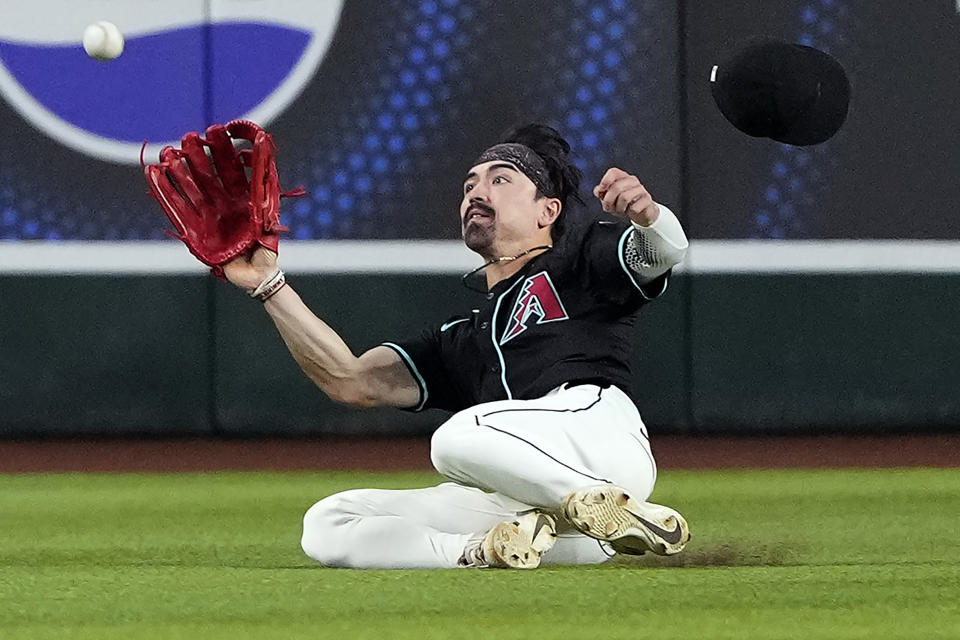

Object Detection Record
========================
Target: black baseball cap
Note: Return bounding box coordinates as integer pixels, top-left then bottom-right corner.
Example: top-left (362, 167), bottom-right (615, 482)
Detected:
top-left (710, 39), bottom-right (850, 146)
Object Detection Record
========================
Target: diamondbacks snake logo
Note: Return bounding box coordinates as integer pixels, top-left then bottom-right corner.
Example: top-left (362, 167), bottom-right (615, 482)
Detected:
top-left (500, 271), bottom-right (568, 345)
top-left (0, 1), bottom-right (343, 164)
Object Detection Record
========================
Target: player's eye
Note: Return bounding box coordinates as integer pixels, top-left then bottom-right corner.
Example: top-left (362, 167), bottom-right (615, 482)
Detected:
top-left (492, 175), bottom-right (508, 184)
top-left (463, 183), bottom-right (474, 193)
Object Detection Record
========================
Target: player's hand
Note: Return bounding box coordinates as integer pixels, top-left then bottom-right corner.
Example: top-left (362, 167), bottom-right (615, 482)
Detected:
top-left (223, 246), bottom-right (278, 292)
top-left (593, 167), bottom-right (660, 227)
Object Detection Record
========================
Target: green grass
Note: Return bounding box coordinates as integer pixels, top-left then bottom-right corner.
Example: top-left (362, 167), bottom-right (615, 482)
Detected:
top-left (1, 468), bottom-right (959, 639)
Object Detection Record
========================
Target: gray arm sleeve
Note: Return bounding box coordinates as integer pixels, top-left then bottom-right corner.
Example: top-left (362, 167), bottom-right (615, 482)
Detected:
top-left (624, 204), bottom-right (689, 284)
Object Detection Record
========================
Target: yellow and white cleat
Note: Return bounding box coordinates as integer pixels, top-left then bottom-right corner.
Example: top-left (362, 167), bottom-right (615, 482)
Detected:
top-left (460, 511), bottom-right (558, 569)
top-left (563, 485), bottom-right (690, 556)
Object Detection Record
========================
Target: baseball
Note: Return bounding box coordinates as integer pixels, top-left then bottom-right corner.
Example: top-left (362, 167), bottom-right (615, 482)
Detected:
top-left (82, 21), bottom-right (124, 61)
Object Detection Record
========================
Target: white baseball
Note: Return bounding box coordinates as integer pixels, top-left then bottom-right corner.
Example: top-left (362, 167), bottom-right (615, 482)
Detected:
top-left (82, 21), bottom-right (125, 61)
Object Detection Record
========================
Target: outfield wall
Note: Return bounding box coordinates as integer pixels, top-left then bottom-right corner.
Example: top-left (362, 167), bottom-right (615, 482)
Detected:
top-left (1, 1), bottom-right (958, 437)
top-left (2, 242), bottom-right (957, 437)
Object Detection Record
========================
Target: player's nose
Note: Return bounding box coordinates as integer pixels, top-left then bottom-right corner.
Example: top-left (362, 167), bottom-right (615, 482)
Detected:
top-left (468, 178), bottom-right (491, 198)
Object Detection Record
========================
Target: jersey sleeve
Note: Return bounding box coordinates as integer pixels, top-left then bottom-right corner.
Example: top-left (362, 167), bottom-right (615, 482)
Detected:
top-left (577, 218), bottom-right (671, 306)
top-left (381, 323), bottom-right (463, 413)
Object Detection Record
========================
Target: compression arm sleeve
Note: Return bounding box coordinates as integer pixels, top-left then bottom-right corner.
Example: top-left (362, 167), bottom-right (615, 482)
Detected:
top-left (623, 204), bottom-right (689, 284)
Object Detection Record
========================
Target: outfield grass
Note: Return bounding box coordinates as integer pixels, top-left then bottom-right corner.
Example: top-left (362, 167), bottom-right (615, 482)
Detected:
top-left (1, 468), bottom-right (958, 639)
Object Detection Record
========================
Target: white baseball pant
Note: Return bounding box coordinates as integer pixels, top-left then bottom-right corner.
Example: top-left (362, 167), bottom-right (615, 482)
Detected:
top-left (301, 383), bottom-right (658, 568)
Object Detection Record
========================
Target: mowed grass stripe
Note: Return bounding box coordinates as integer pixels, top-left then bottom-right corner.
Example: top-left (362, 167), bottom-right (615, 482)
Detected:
top-left (1, 469), bottom-right (958, 639)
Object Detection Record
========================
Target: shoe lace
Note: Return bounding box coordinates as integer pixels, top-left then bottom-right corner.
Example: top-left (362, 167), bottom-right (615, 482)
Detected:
top-left (457, 538), bottom-right (488, 568)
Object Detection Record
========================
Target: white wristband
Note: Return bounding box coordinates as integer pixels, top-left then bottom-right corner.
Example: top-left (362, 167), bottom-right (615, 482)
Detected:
top-left (250, 267), bottom-right (286, 302)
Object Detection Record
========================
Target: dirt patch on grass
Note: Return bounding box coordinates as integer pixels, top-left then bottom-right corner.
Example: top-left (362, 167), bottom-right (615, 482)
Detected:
top-left (616, 543), bottom-right (797, 568)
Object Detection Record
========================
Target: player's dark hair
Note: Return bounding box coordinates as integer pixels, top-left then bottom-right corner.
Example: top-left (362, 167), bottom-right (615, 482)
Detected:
top-left (499, 123), bottom-right (584, 240)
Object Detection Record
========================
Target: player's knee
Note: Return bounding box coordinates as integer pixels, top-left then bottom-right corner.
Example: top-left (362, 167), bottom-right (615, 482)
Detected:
top-left (300, 492), bottom-right (359, 567)
top-left (429, 415), bottom-right (476, 476)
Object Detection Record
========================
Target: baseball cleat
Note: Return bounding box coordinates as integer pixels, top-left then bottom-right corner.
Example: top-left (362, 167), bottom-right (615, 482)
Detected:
top-left (459, 511), bottom-right (558, 569)
top-left (562, 485), bottom-right (690, 556)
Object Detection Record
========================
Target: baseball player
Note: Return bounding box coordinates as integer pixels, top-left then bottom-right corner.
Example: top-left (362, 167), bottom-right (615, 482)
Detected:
top-left (146, 122), bottom-right (690, 569)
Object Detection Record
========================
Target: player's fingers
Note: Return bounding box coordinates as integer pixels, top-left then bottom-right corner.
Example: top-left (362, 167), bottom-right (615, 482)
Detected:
top-left (629, 195), bottom-right (655, 222)
top-left (600, 175), bottom-right (641, 212)
top-left (615, 184), bottom-right (650, 215)
top-left (601, 166), bottom-right (630, 184)
top-left (596, 167), bottom-right (630, 194)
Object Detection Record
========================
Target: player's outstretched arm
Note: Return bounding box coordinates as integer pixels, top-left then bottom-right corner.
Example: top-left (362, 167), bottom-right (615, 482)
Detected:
top-left (224, 247), bottom-right (421, 409)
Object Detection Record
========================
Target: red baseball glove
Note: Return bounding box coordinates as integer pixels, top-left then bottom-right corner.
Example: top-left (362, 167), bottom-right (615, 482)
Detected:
top-left (144, 120), bottom-right (303, 278)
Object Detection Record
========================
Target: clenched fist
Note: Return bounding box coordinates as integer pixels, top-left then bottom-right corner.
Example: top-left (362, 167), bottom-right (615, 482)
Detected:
top-left (593, 167), bottom-right (660, 227)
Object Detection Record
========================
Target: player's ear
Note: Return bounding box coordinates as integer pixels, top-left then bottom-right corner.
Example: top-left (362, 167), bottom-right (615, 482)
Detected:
top-left (537, 198), bottom-right (561, 229)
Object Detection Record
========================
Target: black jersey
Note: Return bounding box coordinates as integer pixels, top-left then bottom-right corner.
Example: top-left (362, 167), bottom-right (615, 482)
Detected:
top-left (383, 216), bottom-right (669, 412)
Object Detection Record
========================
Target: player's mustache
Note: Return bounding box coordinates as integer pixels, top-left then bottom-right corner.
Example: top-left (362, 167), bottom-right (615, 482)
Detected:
top-left (464, 202), bottom-right (495, 224)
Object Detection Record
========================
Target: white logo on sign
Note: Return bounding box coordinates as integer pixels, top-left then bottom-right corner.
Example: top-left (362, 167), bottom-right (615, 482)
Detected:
top-left (0, 0), bottom-right (343, 163)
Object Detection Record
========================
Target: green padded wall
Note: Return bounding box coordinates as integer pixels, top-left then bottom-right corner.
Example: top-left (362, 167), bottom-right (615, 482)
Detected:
top-left (1, 273), bottom-right (956, 436)
top-left (689, 275), bottom-right (960, 432)
top-left (0, 276), bottom-right (211, 436)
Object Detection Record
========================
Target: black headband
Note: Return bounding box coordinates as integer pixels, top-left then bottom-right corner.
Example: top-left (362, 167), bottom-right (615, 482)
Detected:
top-left (472, 143), bottom-right (557, 197)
